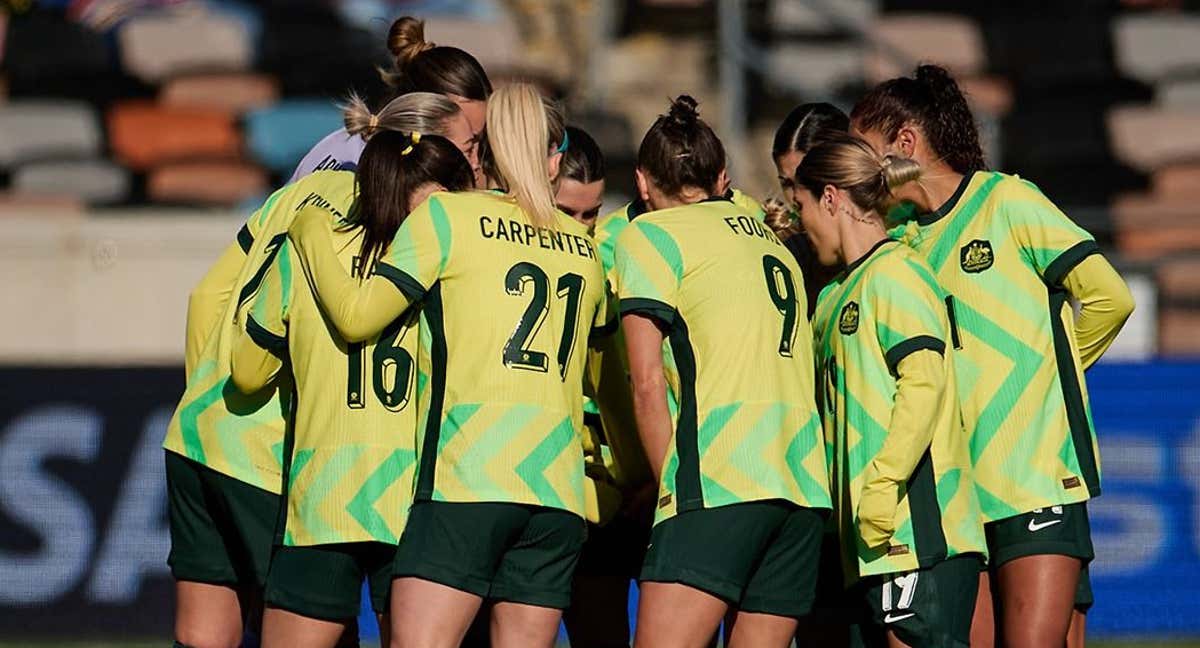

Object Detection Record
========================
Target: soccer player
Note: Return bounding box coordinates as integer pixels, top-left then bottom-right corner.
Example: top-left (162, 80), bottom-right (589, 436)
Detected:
top-left (289, 16), bottom-right (492, 185)
top-left (229, 131), bottom-right (474, 648)
top-left (166, 98), bottom-right (464, 648)
top-left (284, 83), bottom-right (607, 648)
top-left (291, 91), bottom-right (476, 182)
top-left (851, 64), bottom-right (1134, 648)
top-left (555, 126), bottom-right (606, 230)
top-left (767, 103), bottom-right (850, 317)
top-left (797, 134), bottom-right (988, 648)
top-left (611, 96), bottom-right (831, 648)
top-left (554, 125), bottom-right (655, 648)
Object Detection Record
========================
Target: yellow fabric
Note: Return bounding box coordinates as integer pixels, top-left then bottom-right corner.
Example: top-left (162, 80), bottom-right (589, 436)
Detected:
top-left (229, 324), bottom-right (281, 394)
top-left (238, 229), bottom-right (421, 547)
top-left (1062, 254), bottom-right (1135, 370)
top-left (611, 197), bottom-right (830, 525)
top-left (813, 240), bottom-right (985, 581)
top-left (164, 170), bottom-right (358, 492)
top-left (185, 241), bottom-right (245, 376)
top-left (286, 206), bottom-right (412, 342)
top-left (289, 190), bottom-right (607, 515)
top-left (857, 349), bottom-right (944, 549)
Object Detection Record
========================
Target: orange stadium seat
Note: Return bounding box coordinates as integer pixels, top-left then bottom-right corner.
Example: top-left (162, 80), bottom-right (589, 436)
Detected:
top-left (118, 9), bottom-right (253, 83)
top-left (0, 101), bottom-right (101, 167)
top-left (147, 161), bottom-right (268, 205)
top-left (107, 101), bottom-right (241, 170)
top-left (160, 73), bottom-right (280, 116)
top-left (1158, 308), bottom-right (1200, 356)
top-left (1152, 164), bottom-right (1200, 199)
top-left (12, 160), bottom-right (130, 205)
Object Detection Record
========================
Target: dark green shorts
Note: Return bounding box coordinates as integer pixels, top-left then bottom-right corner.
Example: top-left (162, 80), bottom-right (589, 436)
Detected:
top-left (265, 542), bottom-right (395, 619)
top-left (1076, 563), bottom-right (1093, 611)
top-left (985, 502), bottom-right (1094, 568)
top-left (576, 509), bottom-right (653, 578)
top-left (393, 501), bottom-right (587, 609)
top-left (857, 554), bottom-right (983, 648)
top-left (166, 451), bottom-right (280, 587)
top-left (640, 500), bottom-right (826, 618)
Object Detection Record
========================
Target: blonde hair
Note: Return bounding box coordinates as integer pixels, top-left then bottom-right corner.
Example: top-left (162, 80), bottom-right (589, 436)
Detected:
top-left (794, 132), bottom-right (921, 215)
top-left (486, 83), bottom-right (565, 228)
top-left (341, 92), bottom-right (461, 141)
top-left (763, 197), bottom-right (801, 240)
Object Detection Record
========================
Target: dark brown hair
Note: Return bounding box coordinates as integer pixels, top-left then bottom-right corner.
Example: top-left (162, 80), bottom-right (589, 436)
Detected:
top-left (380, 17), bottom-right (493, 101)
top-left (795, 133), bottom-right (922, 216)
top-left (772, 102), bottom-right (850, 159)
top-left (637, 96), bottom-right (725, 198)
top-left (560, 126), bottom-right (605, 184)
top-left (350, 132), bottom-right (474, 267)
top-left (850, 64), bottom-right (985, 175)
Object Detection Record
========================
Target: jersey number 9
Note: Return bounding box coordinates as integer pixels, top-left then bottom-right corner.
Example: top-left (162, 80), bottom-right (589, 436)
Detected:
top-left (762, 255), bottom-right (800, 357)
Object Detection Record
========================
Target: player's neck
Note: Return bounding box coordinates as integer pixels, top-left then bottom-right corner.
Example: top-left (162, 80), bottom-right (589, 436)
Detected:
top-left (839, 219), bottom-right (889, 268)
top-left (913, 166), bottom-right (967, 215)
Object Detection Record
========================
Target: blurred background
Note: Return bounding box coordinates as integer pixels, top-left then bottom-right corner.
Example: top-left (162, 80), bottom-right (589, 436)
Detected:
top-left (0, 0), bottom-right (1198, 645)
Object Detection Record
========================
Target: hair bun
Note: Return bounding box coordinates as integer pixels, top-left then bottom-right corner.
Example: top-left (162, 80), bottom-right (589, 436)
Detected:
top-left (387, 16), bottom-right (436, 65)
top-left (667, 95), bottom-right (701, 128)
top-left (881, 154), bottom-right (922, 190)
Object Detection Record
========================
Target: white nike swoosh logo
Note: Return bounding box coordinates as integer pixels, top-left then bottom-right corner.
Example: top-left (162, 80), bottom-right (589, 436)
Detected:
top-left (884, 613), bottom-right (915, 623)
top-left (1027, 519), bottom-right (1063, 532)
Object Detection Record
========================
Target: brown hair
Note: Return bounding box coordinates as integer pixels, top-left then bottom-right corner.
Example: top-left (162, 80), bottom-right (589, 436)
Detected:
top-left (794, 133), bottom-right (922, 215)
top-left (350, 131), bottom-right (474, 267)
top-left (559, 126), bottom-right (605, 185)
top-left (772, 102), bottom-right (850, 159)
top-left (380, 17), bottom-right (492, 101)
top-left (850, 64), bottom-right (985, 175)
top-left (485, 83), bottom-right (566, 228)
top-left (637, 96), bottom-right (725, 198)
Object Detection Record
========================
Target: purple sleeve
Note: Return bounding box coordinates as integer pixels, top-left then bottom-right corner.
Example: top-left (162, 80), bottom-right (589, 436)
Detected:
top-left (286, 129), bottom-right (368, 183)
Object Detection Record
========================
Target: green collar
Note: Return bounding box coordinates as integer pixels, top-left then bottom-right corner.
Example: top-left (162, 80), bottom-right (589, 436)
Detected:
top-left (915, 172), bottom-right (974, 226)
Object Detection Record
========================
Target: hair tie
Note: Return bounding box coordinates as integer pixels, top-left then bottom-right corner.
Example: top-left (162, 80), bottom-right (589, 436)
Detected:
top-left (556, 130), bottom-right (569, 154)
top-left (401, 131), bottom-right (421, 156)
top-left (367, 114), bottom-right (380, 135)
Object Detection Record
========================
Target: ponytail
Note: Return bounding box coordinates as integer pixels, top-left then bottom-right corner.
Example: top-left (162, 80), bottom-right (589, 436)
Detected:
top-left (850, 64), bottom-right (985, 175)
top-left (341, 92), bottom-right (461, 141)
top-left (795, 132), bottom-right (922, 216)
top-left (486, 83), bottom-right (565, 228)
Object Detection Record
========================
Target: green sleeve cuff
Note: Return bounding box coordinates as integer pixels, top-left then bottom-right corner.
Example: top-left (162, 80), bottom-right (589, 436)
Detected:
top-left (246, 316), bottom-right (287, 358)
top-left (375, 263), bottom-right (429, 302)
top-left (589, 316), bottom-right (620, 344)
top-left (1044, 240), bottom-right (1100, 287)
top-left (620, 297), bottom-right (676, 326)
top-left (884, 335), bottom-right (945, 377)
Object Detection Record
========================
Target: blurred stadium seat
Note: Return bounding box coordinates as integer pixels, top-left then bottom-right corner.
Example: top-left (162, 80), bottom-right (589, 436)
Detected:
top-left (12, 159), bottom-right (131, 205)
top-left (108, 100), bottom-right (241, 170)
top-left (160, 73), bottom-right (280, 115)
top-left (244, 99), bottom-right (344, 175)
top-left (0, 100), bottom-right (102, 166)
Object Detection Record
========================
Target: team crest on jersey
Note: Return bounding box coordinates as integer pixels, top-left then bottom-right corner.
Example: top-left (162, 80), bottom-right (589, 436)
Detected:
top-left (839, 302), bottom-right (860, 335)
top-left (960, 239), bottom-right (994, 273)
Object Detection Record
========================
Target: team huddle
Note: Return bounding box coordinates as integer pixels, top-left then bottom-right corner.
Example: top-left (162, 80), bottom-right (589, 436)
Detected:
top-left (162, 16), bottom-right (1135, 648)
